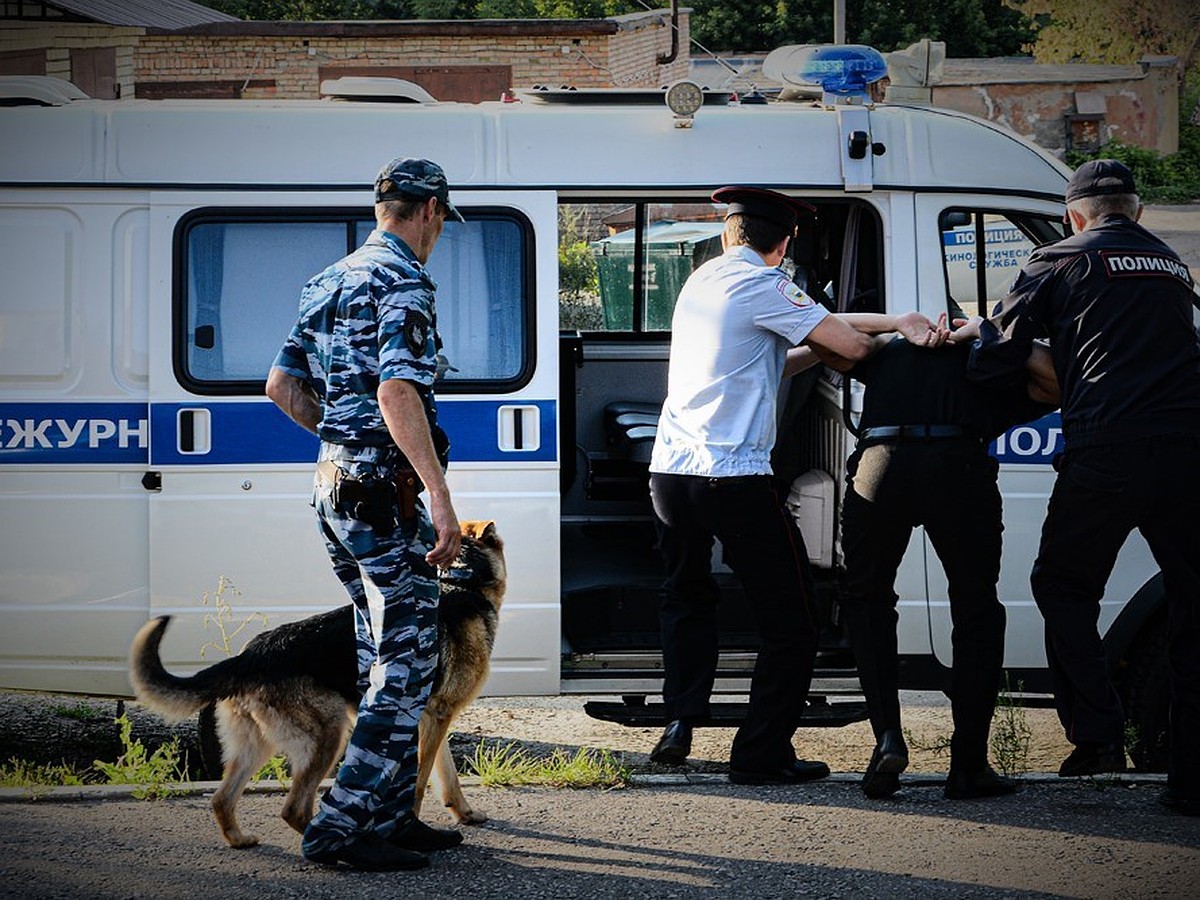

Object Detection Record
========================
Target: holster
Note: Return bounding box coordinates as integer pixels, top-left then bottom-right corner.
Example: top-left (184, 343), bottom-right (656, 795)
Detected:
top-left (395, 468), bottom-right (421, 524)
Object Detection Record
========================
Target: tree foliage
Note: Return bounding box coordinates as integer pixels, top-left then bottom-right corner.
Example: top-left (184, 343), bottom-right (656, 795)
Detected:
top-left (687, 0), bottom-right (1034, 56)
top-left (1008, 0), bottom-right (1200, 72)
top-left (201, 0), bottom-right (1035, 56)
top-left (204, 0), bottom-right (409, 18)
top-left (205, 0), bottom-right (631, 18)
top-left (474, 0), bottom-right (631, 16)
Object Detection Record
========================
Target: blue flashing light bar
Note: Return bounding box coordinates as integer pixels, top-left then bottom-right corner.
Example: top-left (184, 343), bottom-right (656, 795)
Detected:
top-left (794, 44), bottom-right (889, 102)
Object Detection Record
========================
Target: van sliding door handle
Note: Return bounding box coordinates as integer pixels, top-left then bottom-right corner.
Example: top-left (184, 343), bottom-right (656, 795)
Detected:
top-left (497, 405), bottom-right (539, 452)
top-left (177, 408), bottom-right (211, 454)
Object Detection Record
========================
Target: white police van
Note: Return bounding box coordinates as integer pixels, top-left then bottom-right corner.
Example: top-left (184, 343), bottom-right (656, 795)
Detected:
top-left (0, 47), bottom-right (1177, 770)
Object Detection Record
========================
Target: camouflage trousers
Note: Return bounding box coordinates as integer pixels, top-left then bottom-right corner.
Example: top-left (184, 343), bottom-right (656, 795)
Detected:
top-left (301, 443), bottom-right (439, 856)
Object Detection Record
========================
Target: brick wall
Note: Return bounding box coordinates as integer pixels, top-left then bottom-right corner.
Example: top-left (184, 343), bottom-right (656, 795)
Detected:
top-left (1, 23), bottom-right (140, 97)
top-left (933, 60), bottom-right (1180, 157)
top-left (128, 10), bottom-right (691, 101)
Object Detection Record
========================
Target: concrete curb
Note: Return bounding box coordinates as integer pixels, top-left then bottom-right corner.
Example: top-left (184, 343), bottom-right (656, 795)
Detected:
top-left (629, 771), bottom-right (1169, 787)
top-left (0, 770), bottom-right (1167, 803)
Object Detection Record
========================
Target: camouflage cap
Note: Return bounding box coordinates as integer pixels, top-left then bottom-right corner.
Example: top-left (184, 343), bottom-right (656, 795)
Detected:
top-left (374, 157), bottom-right (465, 222)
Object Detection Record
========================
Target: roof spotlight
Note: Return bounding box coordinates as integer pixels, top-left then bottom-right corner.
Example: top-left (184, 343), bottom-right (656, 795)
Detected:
top-left (665, 79), bottom-right (704, 125)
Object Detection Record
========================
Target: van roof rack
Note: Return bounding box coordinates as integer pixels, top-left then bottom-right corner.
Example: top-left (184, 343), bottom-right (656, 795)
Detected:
top-left (319, 77), bottom-right (436, 104)
top-left (520, 86), bottom-right (733, 106)
top-left (0, 75), bottom-right (90, 107)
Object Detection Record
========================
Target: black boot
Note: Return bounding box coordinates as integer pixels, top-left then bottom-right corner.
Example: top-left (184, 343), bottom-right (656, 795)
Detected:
top-left (862, 728), bottom-right (908, 799)
top-left (944, 765), bottom-right (1018, 800)
top-left (650, 719), bottom-right (693, 765)
top-left (1057, 742), bottom-right (1126, 777)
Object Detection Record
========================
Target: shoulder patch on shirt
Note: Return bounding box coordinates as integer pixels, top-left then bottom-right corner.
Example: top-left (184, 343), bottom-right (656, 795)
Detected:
top-left (1099, 251), bottom-right (1194, 287)
top-left (774, 276), bottom-right (813, 307)
top-left (403, 309), bottom-right (430, 356)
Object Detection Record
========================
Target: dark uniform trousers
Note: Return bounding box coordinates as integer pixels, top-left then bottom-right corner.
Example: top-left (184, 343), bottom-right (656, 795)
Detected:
top-left (650, 472), bottom-right (819, 771)
top-left (841, 436), bottom-right (1004, 771)
top-left (1032, 433), bottom-right (1200, 796)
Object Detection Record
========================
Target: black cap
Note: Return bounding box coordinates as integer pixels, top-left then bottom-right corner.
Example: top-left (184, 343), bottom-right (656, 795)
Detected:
top-left (374, 157), bottom-right (465, 222)
top-left (1064, 159), bottom-right (1137, 203)
top-left (711, 186), bottom-right (815, 230)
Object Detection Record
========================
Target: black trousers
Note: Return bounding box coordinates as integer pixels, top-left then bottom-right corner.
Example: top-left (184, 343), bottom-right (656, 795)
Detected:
top-left (840, 438), bottom-right (1004, 772)
top-left (1032, 434), bottom-right (1200, 798)
top-left (650, 472), bottom-right (820, 771)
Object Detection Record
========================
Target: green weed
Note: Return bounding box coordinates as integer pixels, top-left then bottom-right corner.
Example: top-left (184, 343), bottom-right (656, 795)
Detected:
top-left (254, 755), bottom-right (291, 786)
top-left (903, 727), bottom-right (952, 758)
top-left (198, 575), bottom-right (267, 660)
top-left (467, 741), bottom-right (630, 789)
top-left (92, 715), bottom-right (189, 800)
top-left (991, 674), bottom-right (1034, 777)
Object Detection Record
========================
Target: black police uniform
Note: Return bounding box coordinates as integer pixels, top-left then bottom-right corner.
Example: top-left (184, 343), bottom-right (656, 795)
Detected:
top-left (992, 211), bottom-right (1200, 797)
top-left (841, 337), bottom-right (1048, 773)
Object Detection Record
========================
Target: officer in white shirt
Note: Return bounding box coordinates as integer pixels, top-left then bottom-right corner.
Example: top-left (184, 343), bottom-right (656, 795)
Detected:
top-left (647, 186), bottom-right (942, 782)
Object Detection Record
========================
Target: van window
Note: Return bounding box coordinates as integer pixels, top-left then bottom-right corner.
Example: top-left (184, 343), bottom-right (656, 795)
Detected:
top-left (559, 198), bottom-right (877, 331)
top-left (560, 200), bottom-right (723, 332)
top-left (938, 209), bottom-right (1064, 317)
top-left (178, 209), bottom-right (533, 394)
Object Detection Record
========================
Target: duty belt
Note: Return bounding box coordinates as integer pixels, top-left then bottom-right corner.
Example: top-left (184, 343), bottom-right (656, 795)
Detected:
top-left (858, 424), bottom-right (977, 443)
top-left (318, 441), bottom-right (402, 465)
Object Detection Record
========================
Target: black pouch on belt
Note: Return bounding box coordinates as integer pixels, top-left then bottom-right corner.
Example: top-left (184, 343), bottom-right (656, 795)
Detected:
top-left (333, 474), bottom-right (397, 532)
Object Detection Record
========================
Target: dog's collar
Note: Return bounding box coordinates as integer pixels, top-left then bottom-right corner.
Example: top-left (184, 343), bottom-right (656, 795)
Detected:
top-left (439, 567), bottom-right (488, 588)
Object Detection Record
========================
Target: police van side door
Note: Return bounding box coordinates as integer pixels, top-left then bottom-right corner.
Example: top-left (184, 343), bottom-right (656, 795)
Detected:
top-left (913, 193), bottom-right (1159, 675)
top-left (146, 190), bottom-right (559, 695)
top-left (0, 191), bottom-right (151, 696)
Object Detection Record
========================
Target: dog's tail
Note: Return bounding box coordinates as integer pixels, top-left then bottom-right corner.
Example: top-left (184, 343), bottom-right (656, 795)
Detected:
top-left (128, 616), bottom-right (235, 721)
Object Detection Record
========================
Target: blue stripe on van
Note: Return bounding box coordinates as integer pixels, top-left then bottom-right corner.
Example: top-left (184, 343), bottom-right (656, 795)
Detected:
top-left (0, 402), bottom-right (150, 464)
top-left (991, 411), bottom-right (1062, 465)
top-left (149, 399), bottom-right (557, 466)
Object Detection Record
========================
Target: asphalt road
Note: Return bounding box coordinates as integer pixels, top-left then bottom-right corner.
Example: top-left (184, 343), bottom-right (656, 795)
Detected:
top-left (1, 774), bottom-right (1197, 899)
top-left (1142, 204), bottom-right (1200, 276)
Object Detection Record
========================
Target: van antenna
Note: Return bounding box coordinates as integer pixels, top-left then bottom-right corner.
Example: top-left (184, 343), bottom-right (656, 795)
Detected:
top-left (631, 0), bottom-right (740, 79)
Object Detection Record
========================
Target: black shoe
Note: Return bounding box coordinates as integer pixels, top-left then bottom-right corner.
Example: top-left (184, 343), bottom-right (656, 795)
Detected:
top-left (944, 766), bottom-right (1018, 800)
top-left (304, 833), bottom-right (430, 871)
top-left (1057, 742), bottom-right (1127, 777)
top-left (388, 819), bottom-right (464, 852)
top-left (650, 719), bottom-right (693, 765)
top-left (1159, 789), bottom-right (1200, 816)
top-left (729, 759), bottom-right (831, 785)
top-left (862, 729), bottom-right (908, 799)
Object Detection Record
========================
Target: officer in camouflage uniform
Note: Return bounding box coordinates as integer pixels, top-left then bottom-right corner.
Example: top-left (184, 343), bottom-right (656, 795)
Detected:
top-left (266, 157), bottom-right (467, 871)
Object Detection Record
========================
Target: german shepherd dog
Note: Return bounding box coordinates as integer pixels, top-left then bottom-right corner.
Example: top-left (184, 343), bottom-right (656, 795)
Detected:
top-left (129, 520), bottom-right (505, 849)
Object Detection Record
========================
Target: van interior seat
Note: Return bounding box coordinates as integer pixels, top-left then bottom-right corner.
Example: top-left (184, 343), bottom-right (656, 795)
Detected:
top-left (604, 400), bottom-right (662, 464)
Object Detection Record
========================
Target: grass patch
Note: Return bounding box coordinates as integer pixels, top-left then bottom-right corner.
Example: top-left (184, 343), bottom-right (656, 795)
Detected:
top-left (52, 700), bottom-right (105, 721)
top-left (0, 758), bottom-right (88, 798)
top-left (467, 741), bottom-right (630, 789)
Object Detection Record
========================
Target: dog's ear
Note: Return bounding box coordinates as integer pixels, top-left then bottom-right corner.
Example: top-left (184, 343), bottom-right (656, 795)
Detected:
top-left (461, 519), bottom-right (500, 548)
top-left (479, 521), bottom-right (500, 547)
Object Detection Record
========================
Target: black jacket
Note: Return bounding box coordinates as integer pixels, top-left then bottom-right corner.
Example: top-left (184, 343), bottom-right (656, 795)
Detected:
top-left (985, 214), bottom-right (1200, 449)
top-left (853, 337), bottom-right (1048, 442)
